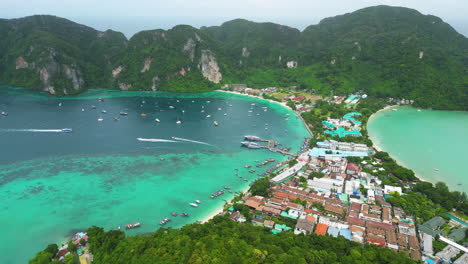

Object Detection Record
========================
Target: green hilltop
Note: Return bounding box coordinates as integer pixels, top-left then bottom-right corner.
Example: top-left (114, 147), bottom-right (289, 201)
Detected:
top-left (0, 5), bottom-right (467, 110)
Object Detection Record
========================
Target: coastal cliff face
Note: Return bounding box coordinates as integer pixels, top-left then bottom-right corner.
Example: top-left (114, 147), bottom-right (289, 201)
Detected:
top-left (0, 15), bottom-right (127, 95)
top-left (0, 6), bottom-right (467, 109)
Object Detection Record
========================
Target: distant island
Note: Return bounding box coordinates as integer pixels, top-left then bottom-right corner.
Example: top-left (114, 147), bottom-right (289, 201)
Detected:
top-left (0, 5), bottom-right (467, 110)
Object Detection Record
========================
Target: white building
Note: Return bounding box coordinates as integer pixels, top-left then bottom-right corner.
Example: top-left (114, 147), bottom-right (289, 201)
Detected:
top-left (308, 177), bottom-right (344, 193)
top-left (384, 185), bottom-right (403, 195)
top-left (319, 216), bottom-right (349, 229)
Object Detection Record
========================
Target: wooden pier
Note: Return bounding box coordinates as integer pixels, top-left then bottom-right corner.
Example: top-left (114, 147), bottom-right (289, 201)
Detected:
top-left (244, 137), bottom-right (296, 156)
top-left (258, 146), bottom-right (296, 156)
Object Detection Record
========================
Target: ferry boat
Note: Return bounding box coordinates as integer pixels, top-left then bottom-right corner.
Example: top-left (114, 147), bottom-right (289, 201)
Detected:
top-left (61, 128), bottom-right (73, 133)
top-left (189, 203), bottom-right (198, 207)
top-left (213, 121), bottom-right (219, 126)
top-left (244, 135), bottom-right (261, 141)
top-left (180, 213), bottom-right (189, 217)
top-left (241, 142), bottom-right (261, 149)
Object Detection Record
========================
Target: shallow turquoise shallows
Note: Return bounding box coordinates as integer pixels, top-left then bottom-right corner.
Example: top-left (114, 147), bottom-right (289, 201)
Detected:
top-left (367, 106), bottom-right (468, 193)
top-left (0, 87), bottom-right (309, 264)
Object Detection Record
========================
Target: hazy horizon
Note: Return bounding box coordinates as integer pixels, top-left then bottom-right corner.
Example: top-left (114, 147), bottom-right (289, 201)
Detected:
top-left (1, 1), bottom-right (467, 38)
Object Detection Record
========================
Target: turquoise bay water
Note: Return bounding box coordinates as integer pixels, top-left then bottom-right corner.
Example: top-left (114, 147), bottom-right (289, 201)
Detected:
top-left (367, 106), bottom-right (468, 193)
top-left (0, 88), bottom-right (309, 264)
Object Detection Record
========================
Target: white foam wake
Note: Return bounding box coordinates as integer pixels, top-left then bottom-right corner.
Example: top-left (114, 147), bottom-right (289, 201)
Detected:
top-left (1, 129), bottom-right (65, 133)
top-left (171, 137), bottom-right (212, 146)
top-left (136, 138), bottom-right (179, 143)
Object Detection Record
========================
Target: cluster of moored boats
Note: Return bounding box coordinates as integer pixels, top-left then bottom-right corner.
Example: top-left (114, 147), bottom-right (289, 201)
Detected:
top-left (210, 190), bottom-right (225, 199)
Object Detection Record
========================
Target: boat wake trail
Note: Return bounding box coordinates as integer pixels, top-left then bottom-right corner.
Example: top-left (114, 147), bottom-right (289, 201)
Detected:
top-left (136, 138), bottom-right (180, 143)
top-left (1, 129), bottom-right (65, 133)
top-left (171, 137), bottom-right (213, 146)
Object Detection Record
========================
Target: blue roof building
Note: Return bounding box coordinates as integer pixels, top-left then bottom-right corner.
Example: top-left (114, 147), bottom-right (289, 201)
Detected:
top-left (327, 226), bottom-right (339, 238)
top-left (339, 228), bottom-right (352, 240)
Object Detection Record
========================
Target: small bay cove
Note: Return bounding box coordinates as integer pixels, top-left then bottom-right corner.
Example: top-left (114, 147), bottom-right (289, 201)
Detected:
top-left (0, 87), bottom-right (309, 264)
top-left (367, 106), bottom-right (468, 193)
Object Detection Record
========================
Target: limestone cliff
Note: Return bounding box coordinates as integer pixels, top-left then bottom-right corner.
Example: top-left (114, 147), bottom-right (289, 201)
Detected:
top-left (199, 50), bottom-right (222, 83)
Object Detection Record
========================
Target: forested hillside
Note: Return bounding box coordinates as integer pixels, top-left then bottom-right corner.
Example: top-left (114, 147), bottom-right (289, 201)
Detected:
top-left (30, 217), bottom-right (419, 264)
top-left (0, 5), bottom-right (467, 109)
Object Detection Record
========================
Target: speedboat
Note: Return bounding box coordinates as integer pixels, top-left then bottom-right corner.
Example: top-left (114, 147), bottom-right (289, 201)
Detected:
top-left (98, 117), bottom-right (103, 122)
top-left (113, 117), bottom-right (119, 121)
top-left (1, 111), bottom-right (7, 116)
top-left (119, 112), bottom-right (128, 115)
top-left (91, 105), bottom-right (96, 109)
top-left (180, 213), bottom-right (189, 217)
top-left (392, 108), bottom-right (398, 112)
top-left (98, 98), bottom-right (104, 102)
top-left (189, 203), bottom-right (198, 207)
top-left (101, 110), bottom-right (107, 113)
top-left (81, 109), bottom-right (85, 112)
top-left (195, 200), bottom-right (201, 204)
top-left (206, 115), bottom-right (211, 118)
top-left (176, 120), bottom-right (182, 124)
top-left (214, 121), bottom-right (219, 126)
top-left (61, 128), bottom-right (73, 133)
top-left (224, 113), bottom-right (227, 116)
top-left (58, 102), bottom-right (62, 107)
top-left (171, 212), bottom-right (177, 216)
top-left (155, 118), bottom-right (160, 122)
top-left (169, 106), bottom-right (175, 109)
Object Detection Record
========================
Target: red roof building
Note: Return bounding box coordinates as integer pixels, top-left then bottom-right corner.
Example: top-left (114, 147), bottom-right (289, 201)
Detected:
top-left (315, 223), bottom-right (328, 235)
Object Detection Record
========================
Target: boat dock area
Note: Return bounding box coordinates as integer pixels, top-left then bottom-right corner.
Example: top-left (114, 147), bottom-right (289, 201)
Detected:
top-left (242, 135), bottom-right (296, 156)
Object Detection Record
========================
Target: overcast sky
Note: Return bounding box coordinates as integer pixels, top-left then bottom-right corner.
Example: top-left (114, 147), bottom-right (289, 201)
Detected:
top-left (1, 0), bottom-right (467, 38)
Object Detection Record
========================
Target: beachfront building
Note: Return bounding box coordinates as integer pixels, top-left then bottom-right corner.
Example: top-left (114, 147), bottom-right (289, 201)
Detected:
top-left (270, 160), bottom-right (308, 184)
top-left (309, 148), bottom-right (368, 158)
top-left (317, 140), bottom-right (370, 153)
